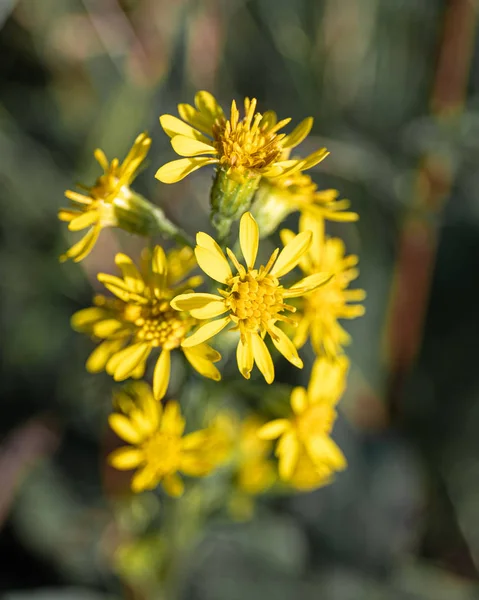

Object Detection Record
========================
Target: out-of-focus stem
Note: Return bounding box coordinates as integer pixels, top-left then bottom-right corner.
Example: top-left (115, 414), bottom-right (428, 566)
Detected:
top-left (384, 0), bottom-right (476, 406)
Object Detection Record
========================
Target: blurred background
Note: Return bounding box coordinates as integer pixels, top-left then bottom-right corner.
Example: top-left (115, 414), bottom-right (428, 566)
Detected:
top-left (2, 0), bottom-right (479, 598)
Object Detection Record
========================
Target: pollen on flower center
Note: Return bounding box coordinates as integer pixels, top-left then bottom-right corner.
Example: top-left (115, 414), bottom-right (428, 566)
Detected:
top-left (226, 272), bottom-right (286, 332)
top-left (142, 433), bottom-right (182, 475)
top-left (133, 300), bottom-right (189, 349)
top-left (212, 99), bottom-right (284, 173)
top-left (297, 404), bottom-right (335, 440)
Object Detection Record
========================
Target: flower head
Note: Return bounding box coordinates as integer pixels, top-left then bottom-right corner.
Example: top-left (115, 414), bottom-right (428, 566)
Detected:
top-left (258, 356), bottom-right (348, 489)
top-left (171, 212), bottom-right (331, 383)
top-left (155, 91), bottom-right (325, 184)
top-left (282, 215), bottom-right (365, 356)
top-left (72, 245), bottom-right (221, 399)
top-left (59, 133), bottom-right (152, 262)
top-left (253, 165), bottom-right (358, 238)
top-left (108, 382), bottom-right (219, 495)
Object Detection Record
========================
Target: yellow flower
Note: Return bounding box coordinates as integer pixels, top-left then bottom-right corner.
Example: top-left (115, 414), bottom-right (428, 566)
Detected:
top-left (108, 382), bottom-right (219, 495)
top-left (253, 168), bottom-right (358, 238)
top-left (71, 245), bottom-right (221, 400)
top-left (282, 215), bottom-right (365, 356)
top-left (155, 91), bottom-right (326, 183)
top-left (171, 212), bottom-right (330, 384)
top-left (258, 356), bottom-right (348, 489)
top-left (59, 133), bottom-right (152, 262)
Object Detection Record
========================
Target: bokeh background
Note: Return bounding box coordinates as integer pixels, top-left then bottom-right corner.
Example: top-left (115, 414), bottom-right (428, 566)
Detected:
top-left (2, 0), bottom-right (479, 598)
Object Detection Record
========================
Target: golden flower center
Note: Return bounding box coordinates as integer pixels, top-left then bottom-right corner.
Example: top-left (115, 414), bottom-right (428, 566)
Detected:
top-left (226, 272), bottom-right (284, 332)
top-left (213, 117), bottom-right (283, 172)
top-left (128, 299), bottom-right (189, 349)
top-left (142, 433), bottom-right (182, 475)
top-left (297, 404), bottom-right (335, 440)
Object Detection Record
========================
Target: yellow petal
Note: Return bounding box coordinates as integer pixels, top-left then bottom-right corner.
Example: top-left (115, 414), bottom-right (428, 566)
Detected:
top-left (195, 90), bottom-right (224, 120)
top-left (58, 209), bottom-right (81, 222)
top-left (283, 272), bottom-right (333, 297)
top-left (180, 454), bottom-right (213, 476)
top-left (250, 332), bottom-right (274, 384)
top-left (236, 333), bottom-right (253, 379)
top-left (108, 413), bottom-right (143, 444)
top-left (108, 447), bottom-right (144, 470)
top-left (190, 300), bottom-right (228, 319)
top-left (152, 245), bottom-right (167, 275)
top-left (239, 212), bottom-right (259, 269)
top-left (162, 473), bottom-right (185, 497)
top-left (282, 117), bottom-right (313, 149)
top-left (71, 307), bottom-right (108, 331)
top-left (178, 103), bottom-right (215, 135)
top-left (257, 419), bottom-right (290, 440)
top-left (195, 246), bottom-right (232, 284)
top-left (160, 401), bottom-right (185, 436)
top-left (171, 135), bottom-right (216, 157)
top-left (60, 225), bottom-right (100, 263)
top-left (115, 253), bottom-right (144, 293)
top-left (108, 342), bottom-right (152, 381)
top-left (155, 157), bottom-right (217, 183)
top-left (86, 339), bottom-right (125, 373)
top-left (131, 466), bottom-right (158, 493)
top-left (68, 210), bottom-right (99, 231)
top-left (159, 114), bottom-right (211, 143)
top-left (277, 432), bottom-right (300, 480)
top-left (268, 323), bottom-right (303, 369)
top-left (92, 319), bottom-right (124, 338)
top-left (170, 292), bottom-right (224, 312)
top-left (307, 436), bottom-right (347, 471)
top-left (181, 316), bottom-right (231, 348)
top-left (290, 387), bottom-right (308, 415)
top-left (153, 349), bottom-right (171, 400)
top-left (270, 231), bottom-right (312, 278)
top-left (184, 342), bottom-right (221, 362)
top-left (183, 347), bottom-right (222, 381)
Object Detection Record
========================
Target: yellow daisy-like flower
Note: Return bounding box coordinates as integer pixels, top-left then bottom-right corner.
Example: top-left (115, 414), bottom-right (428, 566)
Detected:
top-left (71, 245), bottom-right (221, 400)
top-left (282, 215), bottom-right (365, 356)
top-left (108, 382), bottom-right (219, 495)
top-left (59, 133), bottom-right (151, 262)
top-left (170, 212), bottom-right (331, 384)
top-left (258, 356), bottom-right (348, 489)
top-left (155, 91), bottom-right (326, 183)
top-left (253, 168), bottom-right (359, 238)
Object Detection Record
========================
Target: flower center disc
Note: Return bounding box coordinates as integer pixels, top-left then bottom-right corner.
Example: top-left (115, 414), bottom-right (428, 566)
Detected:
top-left (130, 300), bottom-right (189, 349)
top-left (142, 433), bottom-right (182, 475)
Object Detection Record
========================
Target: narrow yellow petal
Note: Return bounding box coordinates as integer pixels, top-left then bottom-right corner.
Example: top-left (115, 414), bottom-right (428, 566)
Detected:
top-left (108, 342), bottom-right (152, 381)
top-left (68, 210), bottom-right (99, 231)
top-left (131, 466), bottom-right (157, 493)
top-left (236, 333), bottom-right (254, 379)
top-left (278, 432), bottom-right (300, 480)
top-left (184, 342), bottom-right (221, 362)
top-left (195, 246), bottom-right (232, 284)
top-left (290, 387), bottom-right (308, 415)
top-left (268, 324), bottom-right (303, 369)
top-left (115, 253), bottom-right (144, 293)
top-left (307, 436), bottom-right (347, 471)
top-left (152, 245), bottom-right (167, 275)
top-left (195, 90), bottom-right (224, 120)
top-left (162, 473), bottom-right (184, 497)
top-left (160, 401), bottom-right (185, 436)
top-left (257, 419), bottom-right (290, 440)
top-left (190, 300), bottom-right (228, 319)
top-left (270, 231), bottom-right (312, 278)
top-left (250, 332), bottom-right (275, 384)
top-left (155, 157), bottom-right (217, 183)
top-left (92, 319), bottom-right (124, 338)
top-left (86, 339), bottom-right (125, 373)
top-left (159, 114), bottom-right (211, 143)
top-left (283, 273), bottom-right (333, 297)
top-left (108, 447), bottom-right (144, 470)
top-left (60, 225), bottom-right (100, 263)
top-left (181, 316), bottom-right (231, 348)
top-left (71, 307), bottom-right (108, 331)
top-left (239, 212), bottom-right (259, 269)
top-left (183, 347), bottom-right (221, 381)
top-left (108, 413), bottom-right (143, 444)
top-left (178, 103), bottom-right (215, 135)
top-left (58, 209), bottom-right (81, 222)
top-left (170, 292), bottom-right (223, 312)
top-left (282, 117), bottom-right (313, 149)
top-left (171, 135), bottom-right (216, 157)
top-left (153, 349), bottom-right (171, 400)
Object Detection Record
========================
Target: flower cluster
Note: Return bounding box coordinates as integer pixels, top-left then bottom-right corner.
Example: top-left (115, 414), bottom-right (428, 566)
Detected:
top-left (61, 90), bottom-right (364, 501)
